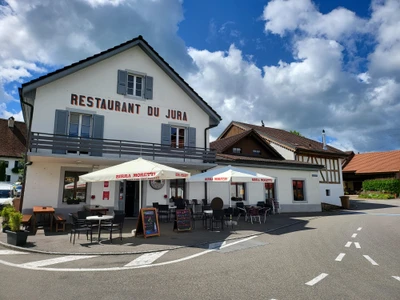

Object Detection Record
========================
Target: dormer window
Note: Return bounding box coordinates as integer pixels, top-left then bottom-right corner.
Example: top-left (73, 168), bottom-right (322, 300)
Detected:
top-left (253, 149), bottom-right (261, 155)
top-left (232, 147), bottom-right (241, 154)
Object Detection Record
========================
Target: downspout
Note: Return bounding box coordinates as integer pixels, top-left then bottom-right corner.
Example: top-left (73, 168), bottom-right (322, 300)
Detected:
top-left (204, 123), bottom-right (218, 202)
top-left (18, 87), bottom-right (34, 212)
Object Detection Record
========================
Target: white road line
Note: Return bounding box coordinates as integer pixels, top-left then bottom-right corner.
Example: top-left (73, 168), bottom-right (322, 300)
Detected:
top-left (21, 255), bottom-right (97, 268)
top-left (363, 255), bottom-right (378, 266)
top-left (0, 235), bottom-right (258, 272)
top-left (335, 253), bottom-right (346, 261)
top-left (351, 233), bottom-right (357, 238)
top-left (305, 273), bottom-right (328, 286)
top-left (357, 227), bottom-right (362, 231)
top-left (392, 276), bottom-right (400, 282)
top-left (125, 251), bottom-right (168, 267)
top-left (354, 242), bottom-right (361, 249)
top-left (0, 250), bottom-right (28, 255)
top-left (209, 241), bottom-right (227, 249)
top-left (345, 242), bottom-right (352, 247)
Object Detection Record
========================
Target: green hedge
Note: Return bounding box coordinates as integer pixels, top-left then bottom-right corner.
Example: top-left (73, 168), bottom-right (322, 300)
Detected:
top-left (362, 178), bottom-right (400, 194)
top-left (358, 192), bottom-right (395, 199)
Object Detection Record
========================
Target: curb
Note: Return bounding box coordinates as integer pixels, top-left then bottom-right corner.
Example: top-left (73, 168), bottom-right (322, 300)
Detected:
top-left (0, 218), bottom-right (315, 256)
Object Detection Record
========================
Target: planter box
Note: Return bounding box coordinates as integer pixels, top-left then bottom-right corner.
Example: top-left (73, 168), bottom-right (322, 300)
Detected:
top-left (340, 196), bottom-right (350, 209)
top-left (5, 230), bottom-right (29, 246)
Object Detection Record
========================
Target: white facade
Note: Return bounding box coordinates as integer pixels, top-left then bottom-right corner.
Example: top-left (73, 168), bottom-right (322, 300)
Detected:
top-left (21, 38), bottom-right (220, 217)
top-left (1, 157), bottom-right (21, 184)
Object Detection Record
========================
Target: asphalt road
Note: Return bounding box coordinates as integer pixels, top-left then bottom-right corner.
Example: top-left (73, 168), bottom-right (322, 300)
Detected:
top-left (1, 199), bottom-right (399, 300)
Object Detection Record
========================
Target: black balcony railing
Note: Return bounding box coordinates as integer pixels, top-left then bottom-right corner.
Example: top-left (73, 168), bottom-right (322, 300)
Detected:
top-left (29, 132), bottom-right (216, 163)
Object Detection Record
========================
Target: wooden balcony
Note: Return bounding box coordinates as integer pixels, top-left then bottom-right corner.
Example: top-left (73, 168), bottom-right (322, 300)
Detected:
top-left (29, 132), bottom-right (216, 163)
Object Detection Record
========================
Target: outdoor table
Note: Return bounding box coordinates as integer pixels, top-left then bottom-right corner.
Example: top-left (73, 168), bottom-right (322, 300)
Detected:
top-left (83, 205), bottom-right (109, 215)
top-left (86, 215), bottom-right (114, 242)
top-left (33, 206), bottom-right (55, 232)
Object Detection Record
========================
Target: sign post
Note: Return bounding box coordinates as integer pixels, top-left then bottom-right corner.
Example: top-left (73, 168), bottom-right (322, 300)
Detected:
top-left (135, 208), bottom-right (160, 238)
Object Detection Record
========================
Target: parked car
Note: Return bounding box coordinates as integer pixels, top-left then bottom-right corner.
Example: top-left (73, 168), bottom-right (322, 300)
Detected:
top-left (13, 185), bottom-right (22, 197)
top-left (0, 183), bottom-right (13, 209)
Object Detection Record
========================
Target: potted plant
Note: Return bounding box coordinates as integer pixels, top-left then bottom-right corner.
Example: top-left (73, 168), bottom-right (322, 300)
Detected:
top-left (5, 211), bottom-right (29, 246)
top-left (1, 205), bottom-right (15, 232)
top-left (73, 198), bottom-right (81, 205)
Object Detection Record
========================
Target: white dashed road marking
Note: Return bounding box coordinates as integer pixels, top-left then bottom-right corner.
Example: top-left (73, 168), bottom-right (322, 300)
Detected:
top-left (357, 227), bottom-right (362, 231)
top-left (124, 251), bottom-right (168, 267)
top-left (351, 233), bottom-right (357, 238)
top-left (393, 276), bottom-right (400, 282)
top-left (335, 253), bottom-right (345, 262)
top-left (20, 255), bottom-right (97, 268)
top-left (345, 242), bottom-right (352, 247)
top-left (354, 242), bottom-right (361, 249)
top-left (305, 273), bottom-right (328, 286)
top-left (0, 250), bottom-right (28, 255)
top-left (363, 255), bottom-right (378, 266)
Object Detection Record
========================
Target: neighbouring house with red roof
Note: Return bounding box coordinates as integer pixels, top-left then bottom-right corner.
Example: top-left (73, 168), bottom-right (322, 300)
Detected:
top-left (210, 121), bottom-right (348, 208)
top-left (342, 150), bottom-right (400, 194)
top-left (0, 117), bottom-right (27, 183)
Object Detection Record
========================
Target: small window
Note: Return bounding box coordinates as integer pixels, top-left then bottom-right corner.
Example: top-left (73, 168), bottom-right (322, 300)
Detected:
top-left (326, 189), bottom-right (330, 196)
top-left (5, 175), bottom-right (11, 182)
top-left (232, 147), bottom-right (242, 154)
top-left (231, 183), bottom-right (245, 200)
top-left (4, 161), bottom-right (9, 168)
top-left (127, 74), bottom-right (143, 97)
top-left (63, 171), bottom-right (87, 203)
top-left (171, 126), bottom-right (186, 148)
top-left (14, 161), bottom-right (19, 168)
top-left (293, 180), bottom-right (305, 201)
top-left (253, 149), bottom-right (261, 155)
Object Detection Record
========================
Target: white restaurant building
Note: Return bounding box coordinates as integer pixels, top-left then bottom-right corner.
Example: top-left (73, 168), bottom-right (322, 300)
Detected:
top-left (19, 36), bottom-right (345, 217)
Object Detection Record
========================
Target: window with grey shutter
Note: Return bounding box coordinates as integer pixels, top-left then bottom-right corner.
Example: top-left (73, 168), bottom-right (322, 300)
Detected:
top-left (53, 110), bottom-right (69, 154)
top-left (161, 123), bottom-right (171, 146)
top-left (144, 76), bottom-right (153, 99)
top-left (117, 70), bottom-right (127, 95)
top-left (91, 115), bottom-right (104, 157)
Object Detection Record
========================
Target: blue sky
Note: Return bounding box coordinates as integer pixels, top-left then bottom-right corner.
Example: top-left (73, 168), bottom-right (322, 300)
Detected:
top-left (1, 0), bottom-right (399, 153)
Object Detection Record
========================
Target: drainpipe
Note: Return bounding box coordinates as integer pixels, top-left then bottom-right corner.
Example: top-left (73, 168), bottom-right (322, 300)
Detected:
top-left (204, 123), bottom-right (218, 202)
top-left (18, 87), bottom-right (35, 212)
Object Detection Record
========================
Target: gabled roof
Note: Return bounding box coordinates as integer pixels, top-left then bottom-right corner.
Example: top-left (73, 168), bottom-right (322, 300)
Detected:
top-left (210, 129), bottom-right (284, 159)
top-left (20, 35), bottom-right (221, 125)
top-left (219, 121), bottom-right (347, 157)
top-left (0, 118), bottom-right (27, 158)
top-left (342, 150), bottom-right (400, 174)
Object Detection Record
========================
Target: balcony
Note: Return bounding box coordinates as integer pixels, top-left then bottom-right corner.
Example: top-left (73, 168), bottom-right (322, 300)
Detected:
top-left (29, 132), bottom-right (216, 164)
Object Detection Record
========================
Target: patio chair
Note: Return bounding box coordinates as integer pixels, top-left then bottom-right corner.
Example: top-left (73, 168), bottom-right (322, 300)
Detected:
top-left (248, 207), bottom-right (261, 224)
top-left (158, 205), bottom-right (170, 222)
top-left (70, 216), bottom-right (93, 245)
top-left (99, 213), bottom-right (125, 243)
top-left (211, 197), bottom-right (223, 210)
top-left (211, 209), bottom-right (225, 231)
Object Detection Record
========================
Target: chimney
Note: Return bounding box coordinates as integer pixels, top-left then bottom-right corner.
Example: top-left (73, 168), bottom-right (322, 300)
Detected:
top-left (261, 120), bottom-right (265, 127)
top-left (8, 116), bottom-right (15, 128)
top-left (322, 129), bottom-right (327, 150)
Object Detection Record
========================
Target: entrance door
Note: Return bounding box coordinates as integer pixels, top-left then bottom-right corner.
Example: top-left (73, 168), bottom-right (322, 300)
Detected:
top-left (125, 181), bottom-right (140, 217)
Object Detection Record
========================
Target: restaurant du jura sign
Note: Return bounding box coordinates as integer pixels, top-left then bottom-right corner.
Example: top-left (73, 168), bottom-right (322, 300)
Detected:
top-left (70, 93), bottom-right (188, 121)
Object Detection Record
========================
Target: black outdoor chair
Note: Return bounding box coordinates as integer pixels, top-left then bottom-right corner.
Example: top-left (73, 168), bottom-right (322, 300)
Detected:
top-left (158, 205), bottom-right (170, 222)
top-left (211, 209), bottom-right (225, 231)
top-left (70, 216), bottom-right (93, 245)
top-left (99, 213), bottom-right (125, 243)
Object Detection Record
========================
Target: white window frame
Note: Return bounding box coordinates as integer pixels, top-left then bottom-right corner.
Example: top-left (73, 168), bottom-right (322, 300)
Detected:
top-left (170, 126), bottom-right (187, 149)
top-left (68, 113), bottom-right (92, 155)
top-left (125, 69), bottom-right (146, 99)
top-left (292, 178), bottom-right (307, 202)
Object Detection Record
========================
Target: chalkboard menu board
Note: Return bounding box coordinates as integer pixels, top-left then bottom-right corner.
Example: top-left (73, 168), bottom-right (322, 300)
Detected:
top-left (173, 209), bottom-right (192, 232)
top-left (135, 208), bottom-right (160, 238)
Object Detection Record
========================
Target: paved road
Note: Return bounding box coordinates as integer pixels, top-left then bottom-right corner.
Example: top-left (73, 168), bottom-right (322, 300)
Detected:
top-left (1, 200), bottom-right (399, 299)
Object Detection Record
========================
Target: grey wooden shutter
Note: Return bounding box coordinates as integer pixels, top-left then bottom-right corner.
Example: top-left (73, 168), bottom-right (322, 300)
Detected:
top-left (161, 123), bottom-right (171, 146)
top-left (53, 110), bottom-right (68, 154)
top-left (91, 114), bottom-right (104, 157)
top-left (144, 76), bottom-right (153, 99)
top-left (117, 70), bottom-right (127, 95)
top-left (188, 127), bottom-right (196, 148)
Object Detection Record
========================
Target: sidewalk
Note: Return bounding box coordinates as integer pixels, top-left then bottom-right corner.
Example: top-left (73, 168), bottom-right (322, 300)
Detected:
top-left (0, 213), bottom-right (324, 255)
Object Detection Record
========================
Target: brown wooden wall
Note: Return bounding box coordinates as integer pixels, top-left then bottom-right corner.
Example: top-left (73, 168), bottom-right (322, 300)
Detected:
top-left (226, 136), bottom-right (279, 159)
top-left (221, 126), bottom-right (245, 139)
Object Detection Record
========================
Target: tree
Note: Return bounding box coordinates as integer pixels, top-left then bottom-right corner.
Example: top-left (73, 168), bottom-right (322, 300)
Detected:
top-left (0, 161), bottom-right (6, 182)
top-left (290, 130), bottom-right (303, 137)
